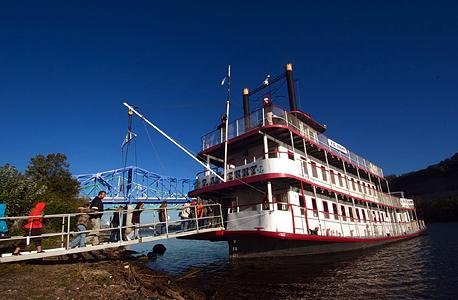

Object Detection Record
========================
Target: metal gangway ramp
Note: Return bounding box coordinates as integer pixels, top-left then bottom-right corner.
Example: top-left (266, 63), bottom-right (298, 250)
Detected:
top-left (0, 203), bottom-right (223, 263)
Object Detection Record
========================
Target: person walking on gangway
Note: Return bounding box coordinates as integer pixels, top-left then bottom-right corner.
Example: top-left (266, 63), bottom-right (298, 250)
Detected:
top-left (69, 203), bottom-right (91, 248)
top-left (180, 200), bottom-right (191, 231)
top-left (127, 202), bottom-right (144, 240)
top-left (158, 201), bottom-right (167, 234)
top-left (88, 191), bottom-right (106, 245)
top-left (109, 206), bottom-right (122, 242)
top-left (12, 202), bottom-right (46, 255)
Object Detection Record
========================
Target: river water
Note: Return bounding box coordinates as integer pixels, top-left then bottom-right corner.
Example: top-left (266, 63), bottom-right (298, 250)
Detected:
top-left (133, 223), bottom-right (458, 299)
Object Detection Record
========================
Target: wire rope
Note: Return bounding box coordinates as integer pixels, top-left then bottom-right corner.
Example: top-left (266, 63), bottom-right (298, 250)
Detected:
top-left (142, 120), bottom-right (167, 175)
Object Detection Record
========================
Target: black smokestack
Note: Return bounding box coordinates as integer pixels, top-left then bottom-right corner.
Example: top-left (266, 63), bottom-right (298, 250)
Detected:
top-left (243, 88), bottom-right (250, 128)
top-left (285, 63), bottom-right (297, 111)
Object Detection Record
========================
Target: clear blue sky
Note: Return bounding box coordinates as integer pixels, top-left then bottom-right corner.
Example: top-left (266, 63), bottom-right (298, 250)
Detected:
top-left (1, 1), bottom-right (457, 179)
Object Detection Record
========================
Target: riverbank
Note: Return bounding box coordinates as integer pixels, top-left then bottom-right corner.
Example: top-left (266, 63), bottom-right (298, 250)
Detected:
top-left (0, 249), bottom-right (208, 299)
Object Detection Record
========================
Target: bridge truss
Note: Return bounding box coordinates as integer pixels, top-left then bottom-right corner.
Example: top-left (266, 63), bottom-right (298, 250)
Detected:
top-left (75, 166), bottom-right (194, 204)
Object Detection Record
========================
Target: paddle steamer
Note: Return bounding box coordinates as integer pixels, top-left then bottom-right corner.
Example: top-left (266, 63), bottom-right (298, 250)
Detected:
top-left (188, 64), bottom-right (426, 257)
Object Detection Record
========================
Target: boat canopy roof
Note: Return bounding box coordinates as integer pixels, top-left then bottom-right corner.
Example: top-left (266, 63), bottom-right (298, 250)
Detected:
top-left (289, 110), bottom-right (326, 133)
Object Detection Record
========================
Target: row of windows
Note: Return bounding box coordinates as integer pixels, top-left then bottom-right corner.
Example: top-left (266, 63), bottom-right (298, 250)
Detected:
top-left (309, 161), bottom-right (376, 196)
top-left (310, 198), bottom-right (394, 223)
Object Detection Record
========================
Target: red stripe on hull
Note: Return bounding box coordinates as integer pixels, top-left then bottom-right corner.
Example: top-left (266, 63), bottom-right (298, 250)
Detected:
top-left (181, 229), bottom-right (426, 258)
top-left (219, 229), bottom-right (425, 242)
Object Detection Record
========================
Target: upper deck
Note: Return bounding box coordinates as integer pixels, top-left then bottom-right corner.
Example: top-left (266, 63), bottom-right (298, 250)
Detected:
top-left (201, 105), bottom-right (384, 178)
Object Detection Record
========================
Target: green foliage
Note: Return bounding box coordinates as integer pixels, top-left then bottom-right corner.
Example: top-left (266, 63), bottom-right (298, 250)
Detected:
top-left (25, 153), bottom-right (80, 199)
top-left (0, 164), bottom-right (46, 216)
top-left (24, 153), bottom-right (82, 231)
top-left (388, 152), bottom-right (458, 222)
top-left (0, 153), bottom-right (84, 233)
top-left (415, 195), bottom-right (458, 222)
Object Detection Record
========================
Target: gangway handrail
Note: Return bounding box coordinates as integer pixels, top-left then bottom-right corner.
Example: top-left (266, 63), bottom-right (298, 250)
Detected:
top-left (0, 203), bottom-right (224, 263)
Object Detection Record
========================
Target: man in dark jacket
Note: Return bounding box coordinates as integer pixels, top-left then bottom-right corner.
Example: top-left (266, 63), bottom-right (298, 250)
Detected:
top-left (109, 206), bottom-right (121, 242)
top-left (89, 190), bottom-right (106, 245)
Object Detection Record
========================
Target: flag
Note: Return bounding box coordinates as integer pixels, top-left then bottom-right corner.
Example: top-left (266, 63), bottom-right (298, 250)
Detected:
top-left (220, 65), bottom-right (231, 86)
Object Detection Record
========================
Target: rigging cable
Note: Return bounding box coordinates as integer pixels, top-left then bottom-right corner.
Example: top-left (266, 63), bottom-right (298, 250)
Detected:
top-left (142, 119), bottom-right (167, 176)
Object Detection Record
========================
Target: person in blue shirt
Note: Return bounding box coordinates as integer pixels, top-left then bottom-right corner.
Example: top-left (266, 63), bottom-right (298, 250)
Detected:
top-left (0, 203), bottom-right (8, 238)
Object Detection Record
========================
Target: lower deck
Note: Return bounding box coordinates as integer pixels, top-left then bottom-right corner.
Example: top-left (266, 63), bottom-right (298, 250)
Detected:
top-left (187, 184), bottom-right (426, 256)
top-left (224, 198), bottom-right (424, 239)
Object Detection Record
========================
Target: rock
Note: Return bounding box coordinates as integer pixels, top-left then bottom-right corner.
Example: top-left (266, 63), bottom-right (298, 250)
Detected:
top-left (152, 244), bottom-right (166, 255)
top-left (147, 252), bottom-right (157, 260)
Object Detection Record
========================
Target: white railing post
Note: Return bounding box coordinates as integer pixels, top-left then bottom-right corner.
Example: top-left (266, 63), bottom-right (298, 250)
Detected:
top-left (219, 204), bottom-right (224, 228)
top-left (117, 210), bottom-right (123, 244)
top-left (66, 215), bottom-right (71, 249)
top-left (61, 216), bottom-right (65, 248)
top-left (194, 206), bottom-right (199, 232)
top-left (165, 207), bottom-right (169, 237)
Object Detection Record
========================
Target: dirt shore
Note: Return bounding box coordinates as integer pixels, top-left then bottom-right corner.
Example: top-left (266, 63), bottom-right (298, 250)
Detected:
top-left (0, 249), bottom-right (211, 300)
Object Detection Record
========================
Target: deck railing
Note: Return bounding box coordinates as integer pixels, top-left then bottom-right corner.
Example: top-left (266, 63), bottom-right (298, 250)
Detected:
top-left (228, 201), bottom-right (424, 239)
top-left (201, 105), bottom-right (384, 177)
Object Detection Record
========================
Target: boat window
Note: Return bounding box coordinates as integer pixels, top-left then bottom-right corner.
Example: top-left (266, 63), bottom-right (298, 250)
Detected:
top-left (356, 208), bottom-right (361, 222)
top-left (351, 178), bottom-right (356, 191)
top-left (332, 203), bottom-right (339, 220)
top-left (268, 145), bottom-right (277, 158)
top-left (362, 210), bottom-right (367, 222)
top-left (357, 181), bottom-right (362, 193)
top-left (362, 183), bottom-right (367, 194)
top-left (341, 205), bottom-right (347, 221)
top-left (311, 162), bottom-right (318, 178)
top-left (338, 173), bottom-right (343, 187)
top-left (275, 193), bottom-right (289, 211)
top-left (302, 160), bottom-right (308, 176)
top-left (299, 195), bottom-right (306, 215)
top-left (321, 166), bottom-right (327, 182)
top-left (348, 207), bottom-right (354, 221)
top-left (367, 184), bottom-right (371, 195)
top-left (288, 151), bottom-right (294, 160)
top-left (311, 198), bottom-right (318, 217)
top-left (323, 201), bottom-right (330, 219)
top-left (330, 170), bottom-right (336, 185)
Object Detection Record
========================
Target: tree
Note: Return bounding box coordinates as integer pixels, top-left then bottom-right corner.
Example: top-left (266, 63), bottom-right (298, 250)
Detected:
top-left (0, 164), bottom-right (46, 216)
top-left (25, 153), bottom-right (80, 199)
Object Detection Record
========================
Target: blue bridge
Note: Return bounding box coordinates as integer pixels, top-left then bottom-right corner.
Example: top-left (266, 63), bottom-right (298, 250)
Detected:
top-left (75, 166), bottom-right (194, 204)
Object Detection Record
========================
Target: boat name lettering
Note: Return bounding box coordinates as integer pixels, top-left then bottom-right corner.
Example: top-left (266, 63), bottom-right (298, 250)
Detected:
top-left (234, 165), bottom-right (258, 178)
top-left (328, 138), bottom-right (348, 154)
top-left (201, 164), bottom-right (263, 187)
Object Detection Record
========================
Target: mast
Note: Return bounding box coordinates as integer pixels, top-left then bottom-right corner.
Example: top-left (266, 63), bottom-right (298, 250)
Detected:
top-left (223, 65), bottom-right (231, 181)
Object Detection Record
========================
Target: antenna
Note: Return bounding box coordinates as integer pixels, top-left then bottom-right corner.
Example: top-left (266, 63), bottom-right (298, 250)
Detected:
top-left (223, 65), bottom-right (231, 181)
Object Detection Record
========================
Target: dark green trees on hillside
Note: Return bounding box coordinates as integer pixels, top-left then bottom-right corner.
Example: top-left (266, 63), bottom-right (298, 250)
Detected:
top-left (388, 153), bottom-right (458, 222)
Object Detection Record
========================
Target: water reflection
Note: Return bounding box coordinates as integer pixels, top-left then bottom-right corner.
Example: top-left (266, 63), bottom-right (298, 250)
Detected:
top-left (135, 223), bottom-right (458, 299)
